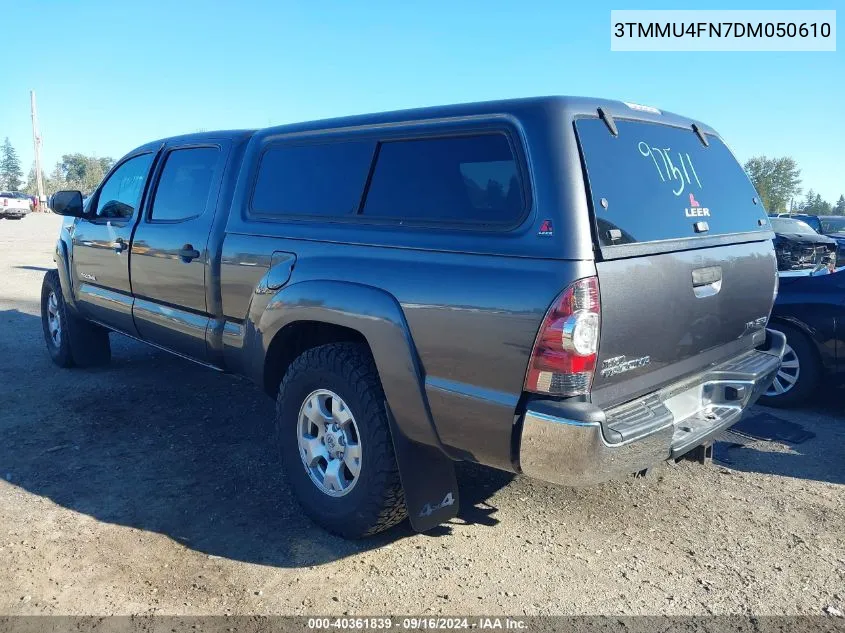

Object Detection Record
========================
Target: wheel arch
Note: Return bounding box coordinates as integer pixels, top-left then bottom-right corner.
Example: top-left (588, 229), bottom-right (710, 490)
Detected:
top-left (262, 320), bottom-right (369, 397)
top-left (252, 280), bottom-right (461, 530)
top-left (252, 279), bottom-right (443, 450)
top-left (54, 229), bottom-right (78, 311)
top-left (768, 316), bottom-right (827, 372)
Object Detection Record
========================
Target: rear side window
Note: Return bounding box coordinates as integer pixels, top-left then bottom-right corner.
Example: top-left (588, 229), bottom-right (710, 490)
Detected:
top-left (576, 119), bottom-right (769, 247)
top-left (151, 147), bottom-right (219, 222)
top-left (252, 141), bottom-right (375, 217)
top-left (362, 134), bottom-right (525, 225)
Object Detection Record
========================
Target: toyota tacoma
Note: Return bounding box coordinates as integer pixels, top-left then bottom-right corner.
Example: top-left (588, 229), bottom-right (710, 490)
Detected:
top-left (42, 97), bottom-right (785, 538)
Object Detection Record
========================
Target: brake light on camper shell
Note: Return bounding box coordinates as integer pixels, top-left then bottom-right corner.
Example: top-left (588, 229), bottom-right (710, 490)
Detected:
top-left (524, 277), bottom-right (600, 397)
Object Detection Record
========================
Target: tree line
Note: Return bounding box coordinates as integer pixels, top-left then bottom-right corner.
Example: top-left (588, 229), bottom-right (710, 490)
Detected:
top-left (743, 156), bottom-right (844, 216)
top-left (0, 137), bottom-right (114, 197)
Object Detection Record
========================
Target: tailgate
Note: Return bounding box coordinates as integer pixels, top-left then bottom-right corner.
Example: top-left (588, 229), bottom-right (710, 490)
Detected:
top-left (591, 240), bottom-right (775, 407)
top-left (575, 116), bottom-right (776, 408)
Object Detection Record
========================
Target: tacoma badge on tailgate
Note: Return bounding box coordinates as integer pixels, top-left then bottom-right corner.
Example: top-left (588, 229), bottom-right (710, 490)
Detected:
top-left (600, 355), bottom-right (651, 377)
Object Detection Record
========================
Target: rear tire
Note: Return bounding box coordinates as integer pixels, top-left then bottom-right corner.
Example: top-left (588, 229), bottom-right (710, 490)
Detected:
top-left (758, 324), bottom-right (820, 408)
top-left (274, 342), bottom-right (407, 538)
top-left (41, 270), bottom-right (111, 368)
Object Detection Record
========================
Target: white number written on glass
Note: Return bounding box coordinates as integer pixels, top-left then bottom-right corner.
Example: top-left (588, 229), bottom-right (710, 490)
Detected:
top-left (637, 141), bottom-right (702, 197)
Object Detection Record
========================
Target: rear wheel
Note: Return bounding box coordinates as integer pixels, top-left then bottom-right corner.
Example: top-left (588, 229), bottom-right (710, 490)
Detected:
top-left (758, 324), bottom-right (820, 407)
top-left (41, 270), bottom-right (111, 368)
top-left (274, 342), bottom-right (407, 538)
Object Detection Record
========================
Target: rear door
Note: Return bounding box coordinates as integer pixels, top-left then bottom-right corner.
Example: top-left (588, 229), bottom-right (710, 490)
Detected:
top-left (575, 118), bottom-right (777, 408)
top-left (129, 142), bottom-right (228, 361)
top-left (71, 152), bottom-right (157, 334)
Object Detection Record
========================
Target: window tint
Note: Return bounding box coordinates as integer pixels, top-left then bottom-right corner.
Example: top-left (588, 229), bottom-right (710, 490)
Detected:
top-left (576, 119), bottom-right (769, 247)
top-left (94, 153), bottom-right (154, 220)
top-left (362, 134), bottom-right (524, 224)
top-left (251, 141), bottom-right (375, 217)
top-left (151, 148), bottom-right (219, 221)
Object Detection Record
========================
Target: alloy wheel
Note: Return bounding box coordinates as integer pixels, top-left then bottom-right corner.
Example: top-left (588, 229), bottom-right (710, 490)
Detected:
top-left (297, 389), bottom-right (362, 497)
top-left (766, 342), bottom-right (800, 396)
top-left (46, 291), bottom-right (62, 348)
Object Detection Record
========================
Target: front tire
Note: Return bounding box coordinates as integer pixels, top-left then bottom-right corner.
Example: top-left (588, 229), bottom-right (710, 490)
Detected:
top-left (758, 324), bottom-right (821, 408)
top-left (41, 270), bottom-right (111, 368)
top-left (275, 343), bottom-right (407, 538)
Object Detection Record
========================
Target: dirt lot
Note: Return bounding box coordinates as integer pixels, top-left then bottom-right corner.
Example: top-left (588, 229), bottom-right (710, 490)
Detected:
top-left (0, 213), bottom-right (843, 617)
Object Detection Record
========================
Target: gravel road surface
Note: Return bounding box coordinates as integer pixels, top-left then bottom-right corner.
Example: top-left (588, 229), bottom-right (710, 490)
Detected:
top-left (1, 214), bottom-right (843, 617)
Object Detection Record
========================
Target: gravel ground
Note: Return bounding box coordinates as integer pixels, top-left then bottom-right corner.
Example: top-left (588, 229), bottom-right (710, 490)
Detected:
top-left (0, 213), bottom-right (843, 617)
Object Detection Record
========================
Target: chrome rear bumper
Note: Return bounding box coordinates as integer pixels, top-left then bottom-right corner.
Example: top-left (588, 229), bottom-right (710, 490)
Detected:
top-left (518, 329), bottom-right (786, 487)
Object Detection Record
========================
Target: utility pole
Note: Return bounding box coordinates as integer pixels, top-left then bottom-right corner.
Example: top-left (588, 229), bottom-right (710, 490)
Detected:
top-left (30, 90), bottom-right (45, 205)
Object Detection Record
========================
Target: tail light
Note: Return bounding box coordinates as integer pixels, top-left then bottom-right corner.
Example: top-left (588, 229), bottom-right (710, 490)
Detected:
top-left (2, 199), bottom-right (7, 207)
top-left (524, 276), bottom-right (600, 397)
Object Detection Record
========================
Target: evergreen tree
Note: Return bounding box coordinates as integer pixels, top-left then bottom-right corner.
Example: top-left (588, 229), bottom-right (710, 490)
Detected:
top-left (0, 138), bottom-right (24, 191)
top-left (803, 191), bottom-right (833, 215)
top-left (803, 189), bottom-right (816, 211)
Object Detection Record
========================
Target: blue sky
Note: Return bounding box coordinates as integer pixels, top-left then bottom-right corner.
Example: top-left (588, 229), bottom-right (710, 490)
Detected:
top-left (3, 0), bottom-right (842, 202)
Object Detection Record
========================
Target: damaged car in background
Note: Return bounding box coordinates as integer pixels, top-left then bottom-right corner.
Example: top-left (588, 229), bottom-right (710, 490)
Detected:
top-left (770, 216), bottom-right (837, 273)
top-left (789, 214), bottom-right (845, 263)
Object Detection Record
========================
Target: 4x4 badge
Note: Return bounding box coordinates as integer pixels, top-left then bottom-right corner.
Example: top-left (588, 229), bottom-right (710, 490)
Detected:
top-left (419, 492), bottom-right (456, 518)
top-left (538, 219), bottom-right (554, 236)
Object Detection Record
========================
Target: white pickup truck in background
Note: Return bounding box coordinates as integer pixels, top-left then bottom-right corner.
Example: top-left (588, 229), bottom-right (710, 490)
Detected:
top-left (0, 192), bottom-right (32, 220)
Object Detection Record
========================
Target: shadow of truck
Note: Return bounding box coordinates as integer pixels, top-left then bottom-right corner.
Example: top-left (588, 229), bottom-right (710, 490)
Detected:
top-left (0, 308), bottom-right (515, 567)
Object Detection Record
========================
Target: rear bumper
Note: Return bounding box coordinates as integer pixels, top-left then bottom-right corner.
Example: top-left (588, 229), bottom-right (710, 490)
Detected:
top-left (518, 329), bottom-right (786, 487)
top-left (2, 208), bottom-right (29, 217)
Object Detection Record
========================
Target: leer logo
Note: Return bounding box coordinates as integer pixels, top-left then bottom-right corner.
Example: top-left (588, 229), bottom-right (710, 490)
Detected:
top-left (685, 193), bottom-right (710, 217)
top-left (538, 219), bottom-right (554, 236)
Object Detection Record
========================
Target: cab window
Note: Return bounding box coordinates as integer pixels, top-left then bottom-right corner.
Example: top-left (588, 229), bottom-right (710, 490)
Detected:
top-left (150, 148), bottom-right (219, 222)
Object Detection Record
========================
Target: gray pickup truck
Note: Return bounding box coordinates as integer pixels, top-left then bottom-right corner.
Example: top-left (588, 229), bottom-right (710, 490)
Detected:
top-left (43, 96), bottom-right (785, 538)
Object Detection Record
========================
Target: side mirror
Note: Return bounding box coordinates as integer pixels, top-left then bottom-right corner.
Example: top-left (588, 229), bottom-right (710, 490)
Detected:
top-left (49, 190), bottom-right (85, 217)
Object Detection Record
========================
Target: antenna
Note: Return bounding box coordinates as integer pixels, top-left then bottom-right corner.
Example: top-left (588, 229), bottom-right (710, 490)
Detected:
top-left (30, 90), bottom-right (45, 204)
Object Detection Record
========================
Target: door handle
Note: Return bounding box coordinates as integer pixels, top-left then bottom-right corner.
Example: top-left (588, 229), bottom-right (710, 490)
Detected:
top-left (692, 266), bottom-right (722, 298)
top-left (178, 245), bottom-right (201, 262)
top-left (692, 266), bottom-right (722, 286)
top-left (112, 239), bottom-right (127, 253)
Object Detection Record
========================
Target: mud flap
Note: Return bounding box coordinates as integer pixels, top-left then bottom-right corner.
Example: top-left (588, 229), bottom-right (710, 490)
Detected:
top-left (386, 404), bottom-right (460, 532)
